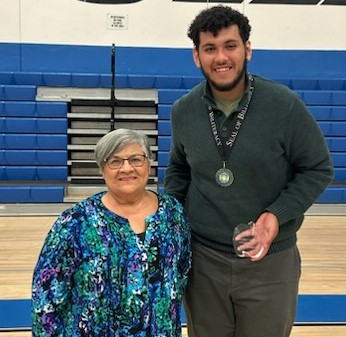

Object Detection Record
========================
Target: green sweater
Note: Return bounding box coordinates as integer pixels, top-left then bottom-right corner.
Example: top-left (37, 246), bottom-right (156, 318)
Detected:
top-left (164, 74), bottom-right (334, 254)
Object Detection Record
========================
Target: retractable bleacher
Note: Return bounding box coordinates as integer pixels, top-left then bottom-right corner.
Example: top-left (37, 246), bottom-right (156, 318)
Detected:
top-left (1, 72), bottom-right (345, 203)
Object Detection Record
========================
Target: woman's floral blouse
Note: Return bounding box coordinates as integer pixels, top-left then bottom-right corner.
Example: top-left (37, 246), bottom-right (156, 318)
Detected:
top-left (32, 191), bottom-right (191, 337)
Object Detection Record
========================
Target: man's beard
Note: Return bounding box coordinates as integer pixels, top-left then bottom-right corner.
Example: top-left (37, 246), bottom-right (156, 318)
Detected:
top-left (200, 59), bottom-right (248, 92)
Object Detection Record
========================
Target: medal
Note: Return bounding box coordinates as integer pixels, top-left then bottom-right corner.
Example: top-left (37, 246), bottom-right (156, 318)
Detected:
top-left (215, 167), bottom-right (234, 187)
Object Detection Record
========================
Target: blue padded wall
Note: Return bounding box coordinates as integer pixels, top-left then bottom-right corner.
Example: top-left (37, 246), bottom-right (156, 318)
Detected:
top-left (1, 295), bottom-right (346, 330)
top-left (2, 43), bottom-right (346, 78)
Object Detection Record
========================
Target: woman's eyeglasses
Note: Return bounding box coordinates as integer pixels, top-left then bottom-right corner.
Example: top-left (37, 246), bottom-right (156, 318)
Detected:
top-left (104, 154), bottom-right (147, 169)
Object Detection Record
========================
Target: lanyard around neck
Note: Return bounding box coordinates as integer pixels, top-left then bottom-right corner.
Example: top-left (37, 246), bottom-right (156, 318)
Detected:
top-left (208, 74), bottom-right (255, 162)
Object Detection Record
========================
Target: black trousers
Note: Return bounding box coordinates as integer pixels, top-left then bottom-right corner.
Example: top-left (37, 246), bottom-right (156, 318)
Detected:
top-left (184, 241), bottom-right (301, 337)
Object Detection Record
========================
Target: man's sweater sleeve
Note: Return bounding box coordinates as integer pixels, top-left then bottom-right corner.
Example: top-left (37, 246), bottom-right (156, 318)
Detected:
top-left (265, 95), bottom-right (334, 225)
top-left (163, 100), bottom-right (191, 204)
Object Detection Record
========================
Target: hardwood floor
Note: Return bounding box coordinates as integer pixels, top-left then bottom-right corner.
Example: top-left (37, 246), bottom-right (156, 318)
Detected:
top-left (297, 216), bottom-right (346, 294)
top-left (0, 214), bottom-right (345, 336)
top-left (183, 326), bottom-right (346, 337)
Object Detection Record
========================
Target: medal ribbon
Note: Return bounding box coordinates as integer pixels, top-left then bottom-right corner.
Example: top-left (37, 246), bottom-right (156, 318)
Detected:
top-left (208, 75), bottom-right (255, 163)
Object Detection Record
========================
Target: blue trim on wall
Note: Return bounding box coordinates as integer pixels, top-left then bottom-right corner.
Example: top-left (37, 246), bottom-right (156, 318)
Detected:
top-left (1, 43), bottom-right (346, 77)
top-left (116, 47), bottom-right (197, 76)
top-left (0, 43), bottom-right (21, 71)
top-left (21, 44), bottom-right (113, 73)
top-left (0, 43), bottom-right (112, 73)
top-left (249, 50), bottom-right (346, 78)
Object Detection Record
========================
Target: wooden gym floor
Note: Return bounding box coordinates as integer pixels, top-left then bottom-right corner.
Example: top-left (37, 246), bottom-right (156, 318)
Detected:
top-left (0, 214), bottom-right (345, 337)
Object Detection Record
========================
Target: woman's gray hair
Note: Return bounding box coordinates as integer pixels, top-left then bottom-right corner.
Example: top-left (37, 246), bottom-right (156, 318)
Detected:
top-left (94, 128), bottom-right (152, 170)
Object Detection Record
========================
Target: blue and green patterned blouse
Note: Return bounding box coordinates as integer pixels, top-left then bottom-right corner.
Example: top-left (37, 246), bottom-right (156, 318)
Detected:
top-left (32, 191), bottom-right (191, 337)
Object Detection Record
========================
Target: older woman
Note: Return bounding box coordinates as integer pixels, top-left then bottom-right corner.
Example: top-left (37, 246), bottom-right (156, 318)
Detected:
top-left (32, 128), bottom-right (191, 337)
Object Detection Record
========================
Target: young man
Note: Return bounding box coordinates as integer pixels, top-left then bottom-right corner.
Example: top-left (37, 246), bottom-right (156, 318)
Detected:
top-left (164, 5), bottom-right (333, 337)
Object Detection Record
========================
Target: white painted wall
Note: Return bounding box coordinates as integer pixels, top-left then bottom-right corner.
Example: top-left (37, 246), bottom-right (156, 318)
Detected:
top-left (0, 0), bottom-right (345, 50)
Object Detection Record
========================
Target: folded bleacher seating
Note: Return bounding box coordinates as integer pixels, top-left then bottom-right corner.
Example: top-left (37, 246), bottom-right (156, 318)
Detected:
top-left (0, 71), bottom-right (345, 203)
top-left (0, 77), bottom-right (69, 203)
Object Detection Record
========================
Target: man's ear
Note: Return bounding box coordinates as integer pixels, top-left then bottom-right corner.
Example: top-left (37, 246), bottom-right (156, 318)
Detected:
top-left (245, 40), bottom-right (252, 62)
top-left (192, 47), bottom-right (201, 68)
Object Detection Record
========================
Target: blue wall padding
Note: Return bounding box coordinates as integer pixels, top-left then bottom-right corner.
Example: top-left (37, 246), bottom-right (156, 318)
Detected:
top-left (116, 47), bottom-right (198, 76)
top-left (118, 48), bottom-right (346, 78)
top-left (21, 44), bottom-right (112, 73)
top-left (1, 43), bottom-right (346, 78)
top-left (1, 295), bottom-right (346, 330)
top-left (295, 295), bottom-right (346, 324)
top-left (0, 299), bottom-right (31, 329)
top-left (0, 43), bottom-right (21, 71)
top-left (249, 50), bottom-right (346, 79)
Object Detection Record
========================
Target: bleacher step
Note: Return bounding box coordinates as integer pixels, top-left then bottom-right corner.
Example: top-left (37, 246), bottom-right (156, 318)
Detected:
top-left (68, 113), bottom-right (157, 120)
top-left (36, 87), bottom-right (158, 102)
top-left (70, 120), bottom-right (157, 130)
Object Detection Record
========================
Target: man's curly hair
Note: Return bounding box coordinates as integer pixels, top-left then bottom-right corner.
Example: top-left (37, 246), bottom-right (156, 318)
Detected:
top-left (187, 5), bottom-right (251, 49)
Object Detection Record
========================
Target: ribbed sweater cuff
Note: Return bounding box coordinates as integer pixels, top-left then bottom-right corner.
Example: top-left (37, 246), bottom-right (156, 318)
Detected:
top-left (192, 232), bottom-right (297, 256)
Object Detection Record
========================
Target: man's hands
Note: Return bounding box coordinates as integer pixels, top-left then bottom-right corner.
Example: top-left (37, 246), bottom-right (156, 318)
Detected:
top-left (235, 211), bottom-right (279, 261)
